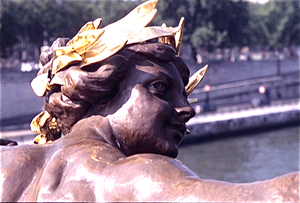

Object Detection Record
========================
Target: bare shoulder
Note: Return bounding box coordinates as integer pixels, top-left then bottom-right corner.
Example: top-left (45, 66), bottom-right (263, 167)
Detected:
top-left (39, 148), bottom-right (203, 201)
top-left (1, 144), bottom-right (49, 171)
top-left (1, 144), bottom-right (50, 202)
top-left (18, 141), bottom-right (296, 202)
top-left (111, 153), bottom-right (199, 179)
top-left (94, 153), bottom-right (204, 201)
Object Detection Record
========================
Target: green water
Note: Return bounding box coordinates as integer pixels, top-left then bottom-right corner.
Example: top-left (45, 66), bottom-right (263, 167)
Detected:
top-left (177, 125), bottom-right (299, 183)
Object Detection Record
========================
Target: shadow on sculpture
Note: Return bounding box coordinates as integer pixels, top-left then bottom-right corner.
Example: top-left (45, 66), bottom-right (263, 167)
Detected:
top-left (1, 0), bottom-right (299, 202)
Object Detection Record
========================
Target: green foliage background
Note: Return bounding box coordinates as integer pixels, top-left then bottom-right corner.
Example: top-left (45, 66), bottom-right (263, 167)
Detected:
top-left (1, 0), bottom-right (299, 58)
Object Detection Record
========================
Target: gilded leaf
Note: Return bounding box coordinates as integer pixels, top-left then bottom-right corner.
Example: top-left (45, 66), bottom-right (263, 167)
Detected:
top-left (67, 18), bottom-right (102, 48)
top-left (81, 38), bottom-right (127, 67)
top-left (104, 0), bottom-right (157, 32)
top-left (124, 26), bottom-right (180, 45)
top-left (66, 29), bottom-right (105, 55)
top-left (31, 73), bottom-right (48, 97)
top-left (30, 111), bottom-right (51, 134)
top-left (49, 74), bottom-right (64, 86)
top-left (175, 17), bottom-right (184, 55)
top-left (54, 46), bottom-right (75, 57)
top-left (186, 65), bottom-right (209, 96)
top-left (52, 53), bottom-right (82, 74)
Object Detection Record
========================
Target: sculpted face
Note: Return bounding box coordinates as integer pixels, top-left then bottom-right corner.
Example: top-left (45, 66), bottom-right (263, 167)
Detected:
top-left (104, 59), bottom-right (195, 158)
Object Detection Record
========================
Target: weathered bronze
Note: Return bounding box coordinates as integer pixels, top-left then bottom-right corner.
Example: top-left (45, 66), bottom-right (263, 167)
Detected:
top-left (1, 0), bottom-right (299, 202)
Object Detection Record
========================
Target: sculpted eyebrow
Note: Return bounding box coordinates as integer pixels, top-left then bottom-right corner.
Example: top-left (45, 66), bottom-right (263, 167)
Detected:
top-left (157, 71), bottom-right (172, 84)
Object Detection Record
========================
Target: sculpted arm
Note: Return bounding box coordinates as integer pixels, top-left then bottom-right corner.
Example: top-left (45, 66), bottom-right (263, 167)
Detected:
top-left (99, 154), bottom-right (299, 202)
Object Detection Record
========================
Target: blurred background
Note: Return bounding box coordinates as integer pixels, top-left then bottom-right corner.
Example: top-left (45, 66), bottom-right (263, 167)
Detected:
top-left (1, 0), bottom-right (299, 183)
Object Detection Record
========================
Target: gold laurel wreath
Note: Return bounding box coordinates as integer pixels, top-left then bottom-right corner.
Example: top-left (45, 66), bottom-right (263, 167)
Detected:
top-left (30, 0), bottom-right (208, 144)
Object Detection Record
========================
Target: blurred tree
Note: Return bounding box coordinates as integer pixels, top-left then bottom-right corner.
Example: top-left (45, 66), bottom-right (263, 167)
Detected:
top-left (0, 0), bottom-right (22, 58)
top-left (0, 0), bottom-right (139, 59)
top-left (248, 0), bottom-right (300, 49)
top-left (154, 0), bottom-right (249, 52)
top-left (1, 0), bottom-right (299, 59)
top-left (93, 0), bottom-right (138, 26)
top-left (153, 0), bottom-right (207, 46)
top-left (191, 23), bottom-right (227, 52)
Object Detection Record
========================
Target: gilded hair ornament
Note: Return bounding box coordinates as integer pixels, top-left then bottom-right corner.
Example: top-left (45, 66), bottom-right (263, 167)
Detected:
top-left (30, 0), bottom-right (208, 144)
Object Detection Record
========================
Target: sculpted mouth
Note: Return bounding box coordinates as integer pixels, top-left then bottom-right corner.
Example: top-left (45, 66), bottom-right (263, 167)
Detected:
top-left (165, 123), bottom-right (187, 141)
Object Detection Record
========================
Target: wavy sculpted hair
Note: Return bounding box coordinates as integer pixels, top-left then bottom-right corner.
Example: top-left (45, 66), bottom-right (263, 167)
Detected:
top-left (42, 42), bottom-right (190, 134)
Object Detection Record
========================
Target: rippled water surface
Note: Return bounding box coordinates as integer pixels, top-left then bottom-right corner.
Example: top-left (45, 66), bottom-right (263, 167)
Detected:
top-left (177, 125), bottom-right (299, 183)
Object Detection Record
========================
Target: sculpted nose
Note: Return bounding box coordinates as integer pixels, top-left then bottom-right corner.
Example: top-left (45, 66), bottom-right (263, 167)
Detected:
top-left (175, 105), bottom-right (195, 123)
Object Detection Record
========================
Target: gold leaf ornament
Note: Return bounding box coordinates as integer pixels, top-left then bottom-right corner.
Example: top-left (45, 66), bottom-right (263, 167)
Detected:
top-left (65, 18), bottom-right (102, 49)
top-left (31, 73), bottom-right (49, 97)
top-left (30, 111), bottom-right (51, 134)
top-left (158, 23), bottom-right (174, 47)
top-left (65, 29), bottom-right (105, 55)
top-left (158, 17), bottom-right (184, 55)
top-left (79, 0), bottom-right (160, 67)
top-left (81, 38), bottom-right (128, 67)
top-left (31, 0), bottom-right (184, 98)
top-left (33, 134), bottom-right (48, 145)
top-left (31, 111), bottom-right (60, 144)
top-left (30, 0), bottom-right (209, 144)
top-left (69, 18), bottom-right (102, 37)
top-left (49, 74), bottom-right (64, 86)
top-left (103, 0), bottom-right (158, 32)
top-left (52, 29), bottom-right (105, 74)
top-left (174, 17), bottom-right (184, 55)
top-left (30, 111), bottom-right (51, 144)
top-left (186, 65), bottom-right (209, 96)
top-left (31, 20), bottom-right (105, 97)
top-left (52, 52), bottom-right (82, 74)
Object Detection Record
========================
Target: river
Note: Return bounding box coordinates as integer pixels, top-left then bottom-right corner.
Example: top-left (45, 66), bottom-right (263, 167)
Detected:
top-left (177, 125), bottom-right (299, 183)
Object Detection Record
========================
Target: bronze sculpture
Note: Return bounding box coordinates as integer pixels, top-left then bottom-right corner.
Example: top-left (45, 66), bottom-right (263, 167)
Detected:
top-left (1, 0), bottom-right (299, 201)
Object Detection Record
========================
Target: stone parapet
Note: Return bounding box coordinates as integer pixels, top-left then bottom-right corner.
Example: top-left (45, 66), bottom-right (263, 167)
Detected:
top-left (187, 101), bottom-right (299, 139)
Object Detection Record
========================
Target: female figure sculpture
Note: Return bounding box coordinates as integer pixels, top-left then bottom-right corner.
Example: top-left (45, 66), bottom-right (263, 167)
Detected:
top-left (1, 1), bottom-right (298, 201)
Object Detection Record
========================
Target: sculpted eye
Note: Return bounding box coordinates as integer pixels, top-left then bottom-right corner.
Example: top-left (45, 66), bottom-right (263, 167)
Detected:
top-left (152, 82), bottom-right (165, 92)
top-left (149, 81), bottom-right (166, 96)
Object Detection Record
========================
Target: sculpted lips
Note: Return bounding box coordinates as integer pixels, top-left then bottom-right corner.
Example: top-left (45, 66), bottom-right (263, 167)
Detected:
top-left (165, 122), bottom-right (187, 143)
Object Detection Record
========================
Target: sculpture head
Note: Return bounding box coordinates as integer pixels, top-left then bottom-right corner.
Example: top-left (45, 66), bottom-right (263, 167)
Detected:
top-left (30, 0), bottom-right (207, 156)
top-left (102, 43), bottom-right (195, 157)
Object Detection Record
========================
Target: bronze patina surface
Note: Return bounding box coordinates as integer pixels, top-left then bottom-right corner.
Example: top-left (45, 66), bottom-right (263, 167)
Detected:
top-left (1, 0), bottom-right (298, 202)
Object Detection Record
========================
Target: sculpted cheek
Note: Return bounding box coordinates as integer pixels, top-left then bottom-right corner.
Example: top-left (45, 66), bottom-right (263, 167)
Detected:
top-left (133, 85), bottom-right (172, 113)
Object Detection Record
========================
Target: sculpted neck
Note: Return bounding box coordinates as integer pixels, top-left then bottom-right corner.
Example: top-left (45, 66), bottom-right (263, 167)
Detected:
top-left (62, 115), bottom-right (124, 153)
